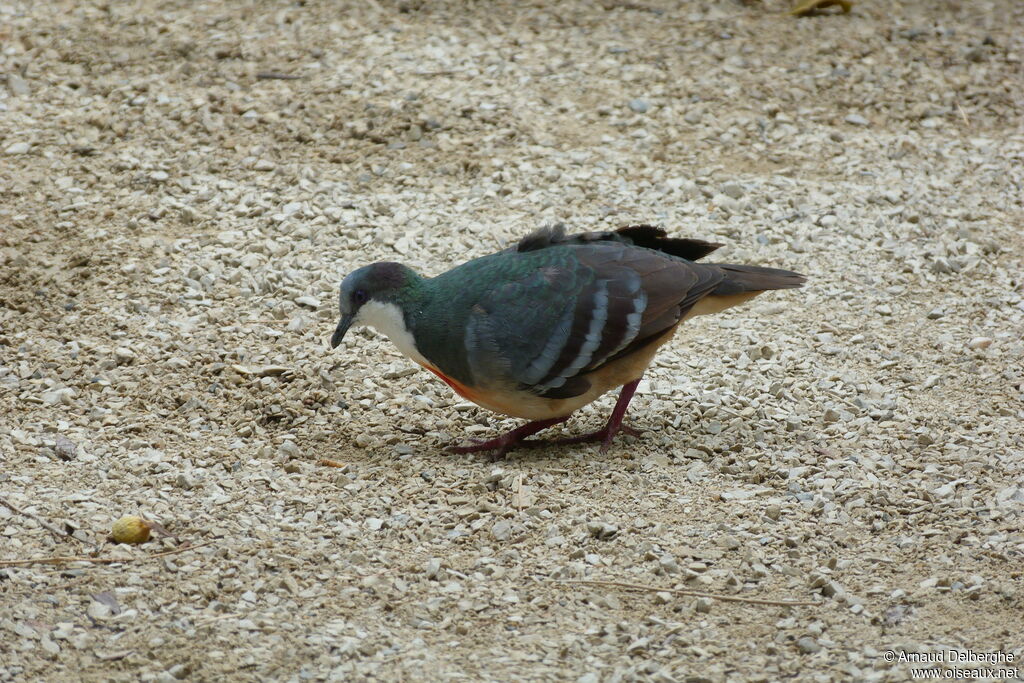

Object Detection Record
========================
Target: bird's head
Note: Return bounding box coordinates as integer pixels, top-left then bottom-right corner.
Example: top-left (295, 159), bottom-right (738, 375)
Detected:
top-left (331, 262), bottom-right (418, 348)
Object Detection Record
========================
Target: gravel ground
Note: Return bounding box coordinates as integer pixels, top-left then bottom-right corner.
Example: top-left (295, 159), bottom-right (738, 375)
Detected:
top-left (2, 1), bottom-right (1023, 681)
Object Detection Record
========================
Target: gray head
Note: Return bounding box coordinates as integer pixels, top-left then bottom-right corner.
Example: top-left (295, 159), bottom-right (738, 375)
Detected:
top-left (331, 262), bottom-right (419, 348)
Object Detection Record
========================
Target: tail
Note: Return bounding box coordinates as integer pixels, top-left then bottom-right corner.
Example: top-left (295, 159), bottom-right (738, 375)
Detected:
top-left (685, 263), bottom-right (805, 319)
top-left (712, 263), bottom-right (806, 294)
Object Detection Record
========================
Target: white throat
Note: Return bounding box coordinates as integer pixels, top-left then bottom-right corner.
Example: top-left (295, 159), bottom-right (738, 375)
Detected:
top-left (354, 300), bottom-right (429, 367)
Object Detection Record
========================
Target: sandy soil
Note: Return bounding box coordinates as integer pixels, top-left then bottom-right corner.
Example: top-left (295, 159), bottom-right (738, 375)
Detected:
top-left (1, 0), bottom-right (1022, 681)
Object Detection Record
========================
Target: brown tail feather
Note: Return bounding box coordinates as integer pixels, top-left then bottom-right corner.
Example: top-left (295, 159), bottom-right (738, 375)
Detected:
top-left (711, 264), bottom-right (806, 295)
top-left (683, 264), bottom-right (805, 320)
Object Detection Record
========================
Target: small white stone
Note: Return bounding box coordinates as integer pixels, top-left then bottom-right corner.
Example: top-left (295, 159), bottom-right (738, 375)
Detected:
top-left (425, 557), bottom-right (442, 578)
top-left (628, 98), bottom-right (649, 114)
top-left (721, 181), bottom-right (744, 199)
top-left (4, 141), bottom-right (31, 155)
top-left (968, 337), bottom-right (992, 350)
top-left (712, 193), bottom-right (740, 214)
top-left (6, 73), bottom-right (30, 96)
top-left (491, 520), bottom-right (512, 542)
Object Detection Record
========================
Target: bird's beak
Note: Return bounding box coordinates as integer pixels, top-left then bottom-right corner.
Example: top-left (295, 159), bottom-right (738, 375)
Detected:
top-left (331, 314), bottom-right (353, 349)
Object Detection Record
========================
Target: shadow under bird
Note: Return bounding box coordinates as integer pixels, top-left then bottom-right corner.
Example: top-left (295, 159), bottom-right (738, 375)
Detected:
top-left (331, 225), bottom-right (805, 458)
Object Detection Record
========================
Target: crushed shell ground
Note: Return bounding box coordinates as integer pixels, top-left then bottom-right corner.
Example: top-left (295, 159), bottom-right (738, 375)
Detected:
top-left (1, 0), bottom-right (1022, 681)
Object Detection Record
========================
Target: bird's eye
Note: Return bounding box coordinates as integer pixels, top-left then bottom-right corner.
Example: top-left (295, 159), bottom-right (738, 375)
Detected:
top-left (352, 289), bottom-right (369, 305)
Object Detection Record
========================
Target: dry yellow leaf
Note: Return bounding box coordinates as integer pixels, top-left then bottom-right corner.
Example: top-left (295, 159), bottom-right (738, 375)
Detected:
top-left (791, 0), bottom-right (852, 16)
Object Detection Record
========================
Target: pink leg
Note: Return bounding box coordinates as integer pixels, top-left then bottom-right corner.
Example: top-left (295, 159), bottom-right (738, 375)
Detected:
top-left (547, 378), bottom-right (642, 453)
top-left (446, 378), bottom-right (644, 459)
top-left (447, 416), bottom-right (570, 460)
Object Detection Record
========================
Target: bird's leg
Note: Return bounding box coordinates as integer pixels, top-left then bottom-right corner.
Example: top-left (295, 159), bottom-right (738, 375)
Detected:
top-left (447, 416), bottom-right (570, 459)
top-left (548, 378), bottom-right (643, 453)
top-left (447, 378), bottom-right (642, 458)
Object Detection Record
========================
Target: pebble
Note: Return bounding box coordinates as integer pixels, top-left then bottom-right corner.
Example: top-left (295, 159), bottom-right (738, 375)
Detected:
top-left (628, 98), bottom-right (649, 114)
top-left (4, 142), bottom-right (30, 155)
top-left (797, 637), bottom-right (822, 654)
top-left (295, 295), bottom-right (321, 309)
top-left (586, 522), bottom-right (619, 540)
top-left (425, 558), bottom-right (442, 579)
top-left (491, 520), bottom-right (512, 542)
top-left (167, 664), bottom-right (191, 680)
top-left (844, 113), bottom-right (870, 126)
top-left (51, 435), bottom-right (77, 460)
top-left (6, 73), bottom-right (30, 96)
top-left (721, 181), bottom-right (745, 199)
top-left (41, 389), bottom-right (74, 405)
top-left (967, 337), bottom-right (992, 350)
top-left (40, 634), bottom-right (60, 655)
top-left (86, 603), bottom-right (113, 621)
top-left (659, 554), bottom-right (679, 573)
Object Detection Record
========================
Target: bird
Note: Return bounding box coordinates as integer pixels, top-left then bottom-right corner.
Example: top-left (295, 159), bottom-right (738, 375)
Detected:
top-left (331, 224), bottom-right (804, 458)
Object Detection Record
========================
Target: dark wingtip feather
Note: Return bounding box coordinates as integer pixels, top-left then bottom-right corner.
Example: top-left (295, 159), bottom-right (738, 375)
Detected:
top-left (614, 225), bottom-right (722, 261)
top-left (515, 223), bottom-right (721, 261)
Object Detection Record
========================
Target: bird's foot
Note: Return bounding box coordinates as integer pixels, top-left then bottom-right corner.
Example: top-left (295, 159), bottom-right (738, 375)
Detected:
top-left (446, 416), bottom-right (569, 460)
top-left (446, 434), bottom-right (523, 461)
top-left (546, 422), bottom-right (641, 453)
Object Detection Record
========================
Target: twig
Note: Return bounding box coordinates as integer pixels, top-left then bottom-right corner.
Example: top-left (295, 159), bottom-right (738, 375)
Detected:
top-left (411, 70), bottom-right (463, 77)
top-left (256, 71), bottom-right (301, 80)
top-left (0, 540), bottom-right (214, 567)
top-left (955, 101), bottom-right (970, 127)
top-left (559, 578), bottom-right (820, 607)
top-left (0, 496), bottom-right (80, 544)
top-left (94, 650), bottom-right (135, 661)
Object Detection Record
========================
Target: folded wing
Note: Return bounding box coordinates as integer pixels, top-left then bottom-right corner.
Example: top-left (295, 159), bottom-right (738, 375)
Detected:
top-left (465, 237), bottom-right (725, 399)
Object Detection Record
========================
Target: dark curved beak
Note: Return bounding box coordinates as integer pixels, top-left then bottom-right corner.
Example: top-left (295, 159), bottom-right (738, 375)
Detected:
top-left (330, 315), bottom-right (353, 349)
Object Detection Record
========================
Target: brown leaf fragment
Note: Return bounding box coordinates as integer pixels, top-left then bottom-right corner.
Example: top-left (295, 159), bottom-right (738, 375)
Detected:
top-left (791, 0), bottom-right (852, 16)
top-left (146, 519), bottom-right (174, 539)
top-left (317, 458), bottom-right (348, 469)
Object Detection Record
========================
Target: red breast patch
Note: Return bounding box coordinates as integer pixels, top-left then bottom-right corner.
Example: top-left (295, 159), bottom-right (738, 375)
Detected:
top-left (424, 365), bottom-right (481, 403)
